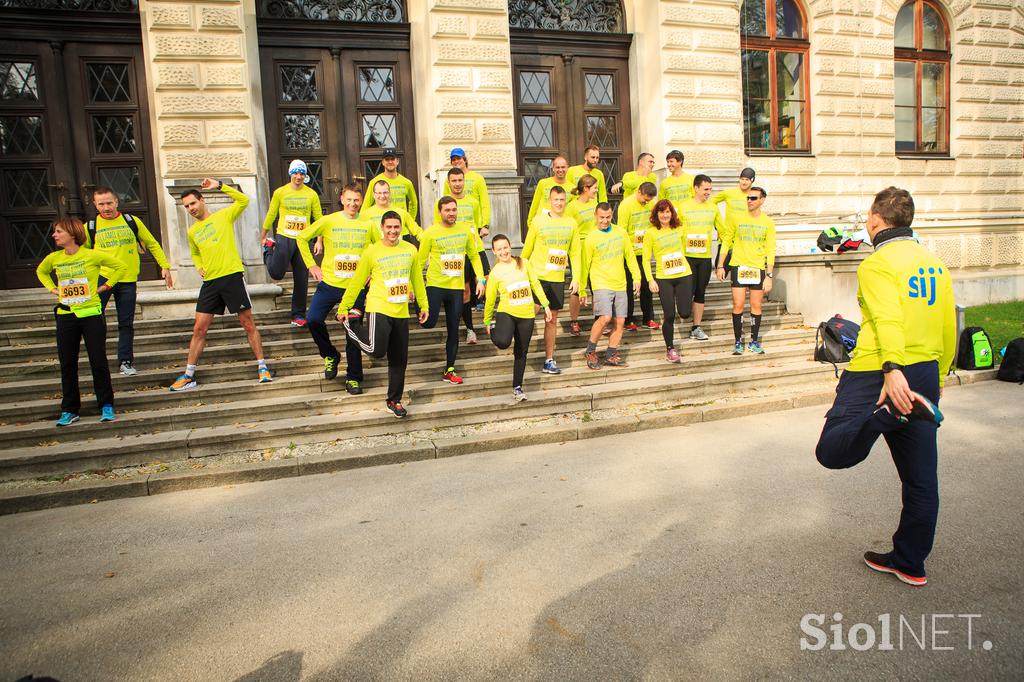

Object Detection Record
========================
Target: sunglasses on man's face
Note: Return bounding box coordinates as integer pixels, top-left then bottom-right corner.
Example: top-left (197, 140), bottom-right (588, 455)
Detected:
top-left (747, 195), bottom-right (760, 201)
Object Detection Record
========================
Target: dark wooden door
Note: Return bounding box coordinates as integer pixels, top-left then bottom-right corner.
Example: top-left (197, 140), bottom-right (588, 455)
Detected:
top-left (260, 47), bottom-right (418, 215)
top-left (0, 39), bottom-right (159, 288)
top-left (512, 35), bottom-right (634, 238)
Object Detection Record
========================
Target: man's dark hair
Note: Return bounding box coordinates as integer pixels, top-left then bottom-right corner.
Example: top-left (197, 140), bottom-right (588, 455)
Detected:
top-left (91, 185), bottom-right (117, 201)
top-left (637, 152), bottom-right (653, 163)
top-left (693, 174), bottom-right (712, 188)
top-left (437, 195), bottom-right (457, 211)
top-left (583, 144), bottom-right (600, 154)
top-left (595, 202), bottom-right (612, 214)
top-left (380, 210), bottom-right (402, 226)
top-left (373, 179), bottom-right (390, 191)
top-left (340, 183), bottom-right (362, 197)
top-left (871, 186), bottom-right (915, 228)
top-left (666, 149), bottom-right (684, 163)
top-left (180, 189), bottom-right (203, 202)
top-left (638, 181), bottom-right (658, 197)
top-left (549, 185), bottom-right (567, 196)
top-left (447, 166), bottom-right (464, 178)
top-left (751, 186), bottom-right (767, 199)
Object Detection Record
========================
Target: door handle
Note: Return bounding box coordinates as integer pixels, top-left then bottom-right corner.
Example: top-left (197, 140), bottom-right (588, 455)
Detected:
top-left (48, 182), bottom-right (67, 192)
top-left (351, 175), bottom-right (366, 182)
top-left (326, 177), bottom-right (341, 184)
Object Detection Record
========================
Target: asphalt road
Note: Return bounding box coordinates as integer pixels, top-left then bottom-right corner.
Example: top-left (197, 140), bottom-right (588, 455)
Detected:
top-left (1, 380), bottom-right (1021, 681)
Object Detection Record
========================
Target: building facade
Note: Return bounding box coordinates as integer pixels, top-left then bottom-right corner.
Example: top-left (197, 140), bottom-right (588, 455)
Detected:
top-left (1, 0), bottom-right (1021, 306)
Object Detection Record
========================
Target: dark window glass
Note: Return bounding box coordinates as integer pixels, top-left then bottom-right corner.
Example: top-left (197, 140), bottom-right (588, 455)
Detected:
top-left (4, 168), bottom-right (51, 208)
top-left (586, 115), bottom-right (617, 148)
top-left (97, 166), bottom-right (141, 203)
top-left (361, 114), bottom-right (397, 149)
top-left (280, 65), bottom-right (319, 103)
top-left (10, 220), bottom-right (53, 262)
top-left (283, 114), bottom-right (322, 150)
top-left (92, 115), bottom-right (136, 154)
top-left (87, 63), bottom-right (132, 103)
top-left (0, 116), bottom-right (45, 155)
top-left (0, 62), bottom-right (39, 101)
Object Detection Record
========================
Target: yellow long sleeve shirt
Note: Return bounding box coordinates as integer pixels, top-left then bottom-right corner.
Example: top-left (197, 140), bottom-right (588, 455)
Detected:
top-left (566, 198), bottom-right (598, 242)
top-left (567, 164), bottom-right (608, 203)
top-left (187, 184), bottom-right (249, 281)
top-left (362, 204), bottom-right (421, 239)
top-left (521, 212), bottom-right (582, 284)
top-left (483, 259), bottom-right (549, 325)
top-left (37, 247), bottom-right (128, 316)
top-left (338, 240), bottom-right (427, 319)
top-left (616, 193), bottom-right (655, 255)
top-left (296, 211), bottom-right (379, 289)
top-left (444, 170), bottom-right (491, 227)
top-left (642, 226), bottom-right (692, 280)
top-left (417, 224), bottom-right (484, 290)
top-left (678, 198), bottom-right (722, 260)
top-left (581, 225), bottom-right (641, 292)
top-left (361, 173), bottom-right (418, 220)
top-left (721, 212), bottom-right (776, 271)
top-left (432, 195), bottom-right (484, 252)
top-left (712, 187), bottom-right (749, 226)
top-left (526, 177), bottom-right (573, 225)
top-left (262, 183), bottom-right (322, 239)
top-left (659, 173), bottom-right (694, 208)
top-left (620, 171), bottom-right (657, 199)
top-left (86, 213), bottom-right (170, 282)
top-left (848, 239), bottom-right (956, 386)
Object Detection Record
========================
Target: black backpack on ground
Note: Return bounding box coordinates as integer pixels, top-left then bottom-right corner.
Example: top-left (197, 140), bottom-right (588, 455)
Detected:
top-left (996, 338), bottom-right (1024, 384)
top-left (815, 315), bottom-right (861, 377)
top-left (956, 326), bottom-right (994, 370)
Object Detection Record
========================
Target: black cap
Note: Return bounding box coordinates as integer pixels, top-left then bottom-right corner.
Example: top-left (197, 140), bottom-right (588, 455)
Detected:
top-left (740, 167), bottom-right (756, 180)
top-left (381, 147), bottom-right (398, 158)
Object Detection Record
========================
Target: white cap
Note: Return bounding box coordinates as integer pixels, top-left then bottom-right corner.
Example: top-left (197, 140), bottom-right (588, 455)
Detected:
top-left (288, 159), bottom-right (308, 182)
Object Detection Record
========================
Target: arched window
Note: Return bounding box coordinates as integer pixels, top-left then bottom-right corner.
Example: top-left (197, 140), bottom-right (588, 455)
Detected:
top-left (740, 0), bottom-right (810, 153)
top-left (894, 0), bottom-right (950, 154)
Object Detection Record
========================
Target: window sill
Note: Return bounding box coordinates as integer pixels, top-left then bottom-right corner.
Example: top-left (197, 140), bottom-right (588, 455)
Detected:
top-left (897, 155), bottom-right (955, 161)
top-left (744, 150), bottom-right (815, 158)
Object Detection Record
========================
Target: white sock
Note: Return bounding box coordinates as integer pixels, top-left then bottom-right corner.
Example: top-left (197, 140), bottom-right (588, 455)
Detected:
top-left (185, 364), bottom-right (197, 377)
top-left (257, 359), bottom-right (267, 369)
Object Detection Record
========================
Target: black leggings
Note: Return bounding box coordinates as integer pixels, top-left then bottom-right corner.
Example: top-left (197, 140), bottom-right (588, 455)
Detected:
top-left (624, 255), bottom-right (654, 323)
top-left (264, 234), bottom-right (309, 318)
top-left (655, 276), bottom-right (694, 348)
top-left (463, 250), bottom-right (491, 331)
top-left (344, 312), bottom-right (410, 404)
top-left (55, 310), bottom-right (113, 413)
top-left (422, 286), bottom-right (463, 369)
top-left (491, 312), bottom-right (535, 389)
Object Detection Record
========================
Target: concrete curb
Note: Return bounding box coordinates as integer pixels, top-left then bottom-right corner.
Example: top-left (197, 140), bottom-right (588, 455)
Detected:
top-left (0, 373), bottom-right (999, 515)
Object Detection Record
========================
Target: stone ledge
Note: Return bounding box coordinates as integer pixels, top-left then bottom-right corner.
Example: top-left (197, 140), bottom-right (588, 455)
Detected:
top-left (297, 442), bottom-right (436, 476)
top-left (0, 477), bottom-right (148, 515)
top-left (147, 459), bottom-right (298, 495)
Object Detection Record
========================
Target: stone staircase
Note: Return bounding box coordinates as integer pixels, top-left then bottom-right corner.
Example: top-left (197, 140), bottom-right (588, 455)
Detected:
top-left (0, 281), bottom-right (834, 481)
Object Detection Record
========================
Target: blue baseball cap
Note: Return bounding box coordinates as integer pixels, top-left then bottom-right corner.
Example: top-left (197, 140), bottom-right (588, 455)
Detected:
top-left (449, 147), bottom-right (467, 159)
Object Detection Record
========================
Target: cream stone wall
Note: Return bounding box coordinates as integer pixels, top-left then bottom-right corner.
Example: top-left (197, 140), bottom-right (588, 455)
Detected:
top-left (408, 0), bottom-right (523, 238)
top-left (139, 0), bottom-right (268, 288)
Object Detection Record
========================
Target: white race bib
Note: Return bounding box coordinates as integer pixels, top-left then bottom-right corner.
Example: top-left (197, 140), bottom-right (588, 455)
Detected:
top-left (661, 251), bottom-right (687, 277)
top-left (506, 280), bottom-right (532, 306)
top-left (385, 277), bottom-right (410, 304)
top-left (440, 254), bottom-right (464, 278)
top-left (281, 214), bottom-right (307, 237)
top-left (685, 234), bottom-right (708, 254)
top-left (633, 229), bottom-right (646, 248)
top-left (737, 266), bottom-right (761, 285)
top-left (545, 248), bottom-right (568, 272)
top-left (58, 277), bottom-right (90, 305)
top-left (333, 253), bottom-right (360, 279)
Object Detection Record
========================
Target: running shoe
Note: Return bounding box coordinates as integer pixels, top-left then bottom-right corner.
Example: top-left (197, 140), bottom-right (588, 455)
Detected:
top-left (542, 359), bottom-right (561, 375)
top-left (290, 316), bottom-right (307, 327)
top-left (466, 329), bottom-right (478, 345)
top-left (99, 405), bottom-right (116, 422)
top-left (345, 379), bottom-right (362, 395)
top-left (625, 322), bottom-right (638, 332)
top-left (569, 320), bottom-right (581, 336)
top-left (585, 350), bottom-right (602, 370)
top-left (863, 551), bottom-right (927, 586)
top-left (55, 412), bottom-right (80, 427)
top-left (882, 392), bottom-right (944, 426)
top-left (119, 361), bottom-right (138, 377)
top-left (732, 341), bottom-right (745, 356)
top-left (258, 366), bottom-right (273, 383)
top-left (513, 387), bottom-right (527, 402)
top-left (604, 353), bottom-right (628, 367)
top-left (443, 368), bottom-right (464, 385)
top-left (643, 320), bottom-right (661, 330)
top-left (666, 348), bottom-right (681, 363)
top-left (748, 341), bottom-right (765, 354)
top-left (324, 354), bottom-right (340, 380)
top-left (474, 303), bottom-right (485, 311)
top-left (690, 326), bottom-right (709, 341)
top-left (169, 374), bottom-right (197, 392)
top-left (386, 400), bottom-right (408, 418)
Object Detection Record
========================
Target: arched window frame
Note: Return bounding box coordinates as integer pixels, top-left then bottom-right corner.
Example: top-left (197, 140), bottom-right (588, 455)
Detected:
top-left (740, 0), bottom-right (811, 154)
top-left (894, 0), bottom-right (951, 155)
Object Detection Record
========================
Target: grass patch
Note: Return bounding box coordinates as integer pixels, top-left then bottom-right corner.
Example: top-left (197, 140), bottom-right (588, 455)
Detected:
top-left (965, 301), bottom-right (1023, 358)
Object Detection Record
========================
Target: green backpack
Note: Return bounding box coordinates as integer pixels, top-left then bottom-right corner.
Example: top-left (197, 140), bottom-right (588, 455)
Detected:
top-left (956, 327), bottom-right (994, 370)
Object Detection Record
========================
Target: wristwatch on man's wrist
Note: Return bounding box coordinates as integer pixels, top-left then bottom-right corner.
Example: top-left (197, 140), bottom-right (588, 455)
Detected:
top-left (882, 361), bottom-right (904, 374)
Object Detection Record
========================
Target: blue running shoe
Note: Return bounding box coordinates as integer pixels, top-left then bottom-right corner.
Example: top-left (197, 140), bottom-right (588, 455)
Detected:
top-left (99, 405), bottom-right (116, 422)
top-left (748, 341), bottom-right (765, 354)
top-left (732, 341), bottom-right (745, 355)
top-left (55, 412), bottom-right (80, 427)
top-left (542, 359), bottom-right (561, 375)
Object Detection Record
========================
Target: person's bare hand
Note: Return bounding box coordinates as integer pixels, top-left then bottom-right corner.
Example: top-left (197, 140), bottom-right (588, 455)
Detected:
top-left (544, 308), bottom-right (553, 322)
top-left (200, 178), bottom-right (219, 190)
top-left (162, 268), bottom-right (174, 289)
top-left (648, 279), bottom-right (660, 294)
top-left (568, 280), bottom-right (579, 295)
top-left (417, 310), bottom-right (429, 324)
top-left (877, 369), bottom-right (913, 415)
top-left (309, 265), bottom-right (323, 282)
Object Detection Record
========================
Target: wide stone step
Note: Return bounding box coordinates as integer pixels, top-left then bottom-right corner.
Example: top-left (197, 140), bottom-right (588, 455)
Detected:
top-left (0, 356), bottom-right (832, 480)
top-left (0, 312), bottom-right (807, 385)
top-left (0, 337), bottom-right (817, 448)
